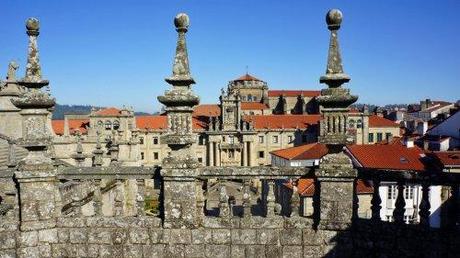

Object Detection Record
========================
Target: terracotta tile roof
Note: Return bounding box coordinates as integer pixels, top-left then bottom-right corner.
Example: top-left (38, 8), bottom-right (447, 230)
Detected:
top-left (94, 107), bottom-right (121, 116)
top-left (368, 115), bottom-right (400, 128)
top-left (52, 119), bottom-right (89, 135)
top-left (345, 143), bottom-right (427, 171)
top-left (422, 101), bottom-right (453, 112)
top-left (268, 90), bottom-right (321, 98)
top-left (241, 102), bottom-right (269, 110)
top-left (270, 143), bottom-right (328, 160)
top-left (431, 151), bottom-right (460, 167)
top-left (135, 115), bottom-right (207, 131)
top-left (193, 104), bottom-right (220, 117)
top-left (233, 73), bottom-right (262, 82)
top-left (243, 115), bottom-right (320, 130)
top-left (287, 179), bottom-right (373, 197)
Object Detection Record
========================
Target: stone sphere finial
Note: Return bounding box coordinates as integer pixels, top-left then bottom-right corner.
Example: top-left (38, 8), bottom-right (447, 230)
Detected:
top-left (26, 17), bottom-right (40, 32)
top-left (326, 9), bottom-right (343, 30)
top-left (174, 13), bottom-right (190, 31)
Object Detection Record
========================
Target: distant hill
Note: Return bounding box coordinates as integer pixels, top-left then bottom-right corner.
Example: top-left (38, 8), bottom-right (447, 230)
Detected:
top-left (52, 104), bottom-right (151, 120)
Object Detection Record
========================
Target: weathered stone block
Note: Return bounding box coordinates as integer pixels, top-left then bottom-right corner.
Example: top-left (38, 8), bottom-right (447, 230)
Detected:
top-left (56, 217), bottom-right (86, 228)
top-left (231, 229), bottom-right (257, 245)
top-left (0, 232), bottom-right (16, 249)
top-left (67, 244), bottom-right (88, 257)
top-left (265, 245), bottom-right (282, 258)
top-left (38, 244), bottom-right (51, 257)
top-left (17, 246), bottom-right (39, 258)
top-left (143, 244), bottom-right (165, 257)
top-left (112, 229), bottom-right (128, 245)
top-left (283, 245), bottom-right (303, 257)
top-left (18, 231), bottom-right (38, 247)
top-left (245, 245), bottom-right (265, 258)
top-left (51, 244), bottom-right (68, 257)
top-left (205, 244), bottom-right (230, 258)
top-left (184, 244), bottom-right (205, 257)
top-left (303, 229), bottom-right (324, 246)
top-left (57, 228), bottom-right (69, 243)
top-left (0, 249), bottom-right (16, 258)
top-left (123, 245), bottom-right (143, 257)
top-left (99, 244), bottom-right (123, 258)
top-left (88, 229), bottom-right (112, 244)
top-left (87, 244), bottom-right (100, 258)
top-left (38, 228), bottom-right (57, 244)
top-left (280, 229), bottom-right (302, 245)
top-left (303, 246), bottom-right (324, 258)
top-left (170, 229), bottom-right (192, 244)
top-left (231, 245), bottom-right (245, 258)
top-left (129, 229), bottom-right (149, 244)
top-left (165, 244), bottom-right (185, 257)
top-left (257, 229), bottom-right (280, 245)
top-left (191, 228), bottom-right (212, 244)
top-left (212, 229), bottom-right (231, 244)
top-left (69, 228), bottom-right (88, 244)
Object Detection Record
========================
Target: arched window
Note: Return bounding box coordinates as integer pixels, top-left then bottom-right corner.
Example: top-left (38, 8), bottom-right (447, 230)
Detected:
top-left (247, 94), bottom-right (253, 101)
top-left (105, 120), bottom-right (112, 130)
top-left (113, 120), bottom-right (120, 130)
top-left (97, 120), bottom-right (103, 128)
top-left (349, 119), bottom-right (355, 128)
top-left (357, 119), bottom-right (362, 129)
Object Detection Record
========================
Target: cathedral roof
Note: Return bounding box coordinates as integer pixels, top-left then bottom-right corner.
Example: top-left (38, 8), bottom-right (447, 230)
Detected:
top-left (268, 90), bottom-right (321, 98)
top-left (241, 102), bottom-right (269, 110)
top-left (243, 114), bottom-right (320, 130)
top-left (270, 142), bottom-right (328, 161)
top-left (233, 73), bottom-right (262, 82)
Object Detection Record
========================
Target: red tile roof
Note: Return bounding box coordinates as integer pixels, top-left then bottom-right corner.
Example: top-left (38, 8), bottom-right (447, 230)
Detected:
top-left (233, 73), bottom-right (262, 82)
top-left (241, 102), bottom-right (269, 110)
top-left (270, 143), bottom-right (328, 160)
top-left (346, 142), bottom-right (426, 171)
top-left (287, 179), bottom-right (373, 197)
top-left (268, 90), bottom-right (321, 98)
top-left (243, 115), bottom-right (320, 130)
top-left (193, 104), bottom-right (220, 117)
top-left (52, 119), bottom-right (89, 135)
top-left (368, 115), bottom-right (400, 128)
top-left (94, 107), bottom-right (121, 116)
top-left (135, 115), bottom-right (207, 131)
top-left (432, 151), bottom-right (460, 167)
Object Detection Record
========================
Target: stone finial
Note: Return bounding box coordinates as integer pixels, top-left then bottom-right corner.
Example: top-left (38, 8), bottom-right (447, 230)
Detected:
top-left (6, 61), bottom-right (19, 81)
top-left (92, 131), bottom-right (104, 167)
top-left (24, 17), bottom-right (45, 83)
top-left (165, 13), bottom-right (195, 85)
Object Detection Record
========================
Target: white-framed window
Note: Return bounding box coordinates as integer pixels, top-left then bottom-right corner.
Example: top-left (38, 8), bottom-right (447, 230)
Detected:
top-left (258, 135), bottom-right (264, 143)
top-left (404, 186), bottom-right (414, 199)
top-left (387, 185), bottom-right (396, 200)
top-left (105, 120), bottom-right (112, 130)
top-left (272, 135), bottom-right (279, 144)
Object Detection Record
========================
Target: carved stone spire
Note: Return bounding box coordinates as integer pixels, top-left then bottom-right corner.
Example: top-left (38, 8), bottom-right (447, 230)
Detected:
top-left (72, 131), bottom-right (85, 167)
top-left (317, 9), bottom-right (358, 146)
top-left (158, 13), bottom-right (200, 168)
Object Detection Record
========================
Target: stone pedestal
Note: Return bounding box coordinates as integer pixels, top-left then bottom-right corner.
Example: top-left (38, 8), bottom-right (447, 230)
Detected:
top-left (315, 152), bottom-right (356, 230)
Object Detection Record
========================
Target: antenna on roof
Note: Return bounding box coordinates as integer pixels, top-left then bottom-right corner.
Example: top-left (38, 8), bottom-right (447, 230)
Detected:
top-left (245, 65), bottom-right (249, 75)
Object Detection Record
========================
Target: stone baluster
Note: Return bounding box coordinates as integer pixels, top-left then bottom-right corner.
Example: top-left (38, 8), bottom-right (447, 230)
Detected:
top-left (419, 182), bottom-right (431, 227)
top-left (371, 178), bottom-right (382, 221)
top-left (266, 180), bottom-right (276, 217)
top-left (196, 181), bottom-right (205, 224)
top-left (136, 179), bottom-right (145, 216)
top-left (290, 181), bottom-right (300, 217)
top-left (242, 179), bottom-right (252, 218)
top-left (219, 182), bottom-right (231, 220)
top-left (93, 180), bottom-right (102, 216)
top-left (114, 180), bottom-right (124, 216)
top-left (393, 181), bottom-right (406, 224)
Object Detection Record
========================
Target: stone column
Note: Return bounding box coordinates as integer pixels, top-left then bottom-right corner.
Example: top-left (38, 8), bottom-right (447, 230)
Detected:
top-left (158, 13), bottom-right (201, 228)
top-left (241, 140), bottom-right (247, 166)
top-left (216, 142), bottom-right (221, 167)
top-left (13, 18), bottom-right (58, 231)
top-left (208, 140), bottom-right (214, 166)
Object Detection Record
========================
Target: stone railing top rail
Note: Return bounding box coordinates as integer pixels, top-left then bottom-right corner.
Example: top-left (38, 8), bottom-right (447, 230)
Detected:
top-left (357, 168), bottom-right (460, 185)
top-left (57, 166), bottom-right (156, 180)
top-left (198, 166), bottom-right (312, 179)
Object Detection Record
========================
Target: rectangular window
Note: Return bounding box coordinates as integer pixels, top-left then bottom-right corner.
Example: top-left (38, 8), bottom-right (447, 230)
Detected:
top-left (139, 137), bottom-right (144, 144)
top-left (229, 136), bottom-right (235, 144)
top-left (259, 136), bottom-right (264, 143)
top-left (153, 137), bottom-right (159, 144)
top-left (404, 186), bottom-right (414, 199)
top-left (288, 135), bottom-right (293, 143)
top-left (387, 185), bottom-right (396, 200)
top-left (272, 135), bottom-right (279, 144)
top-left (141, 152), bottom-right (145, 160)
top-left (385, 133), bottom-right (392, 141)
top-left (153, 152), bottom-right (159, 160)
top-left (198, 157), bottom-right (203, 163)
top-left (368, 133), bottom-right (374, 143)
top-left (258, 151), bottom-right (265, 158)
top-left (377, 133), bottom-right (383, 142)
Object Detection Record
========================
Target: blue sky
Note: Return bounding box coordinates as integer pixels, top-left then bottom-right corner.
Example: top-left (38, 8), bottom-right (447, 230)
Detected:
top-left (0, 0), bottom-right (459, 113)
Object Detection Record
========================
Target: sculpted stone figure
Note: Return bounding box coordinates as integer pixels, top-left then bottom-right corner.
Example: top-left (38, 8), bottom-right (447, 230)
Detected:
top-left (6, 61), bottom-right (19, 81)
